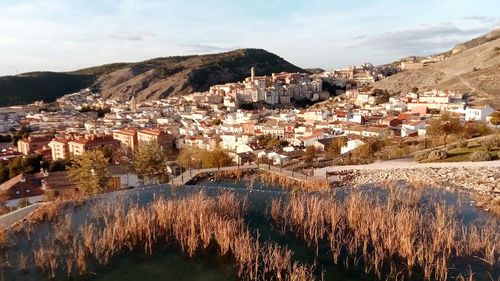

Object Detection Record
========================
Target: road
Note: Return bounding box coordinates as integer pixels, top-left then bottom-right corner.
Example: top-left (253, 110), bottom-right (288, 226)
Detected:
top-left (0, 203), bottom-right (45, 229)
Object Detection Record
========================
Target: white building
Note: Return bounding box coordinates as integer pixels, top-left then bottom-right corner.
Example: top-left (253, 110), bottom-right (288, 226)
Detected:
top-left (341, 139), bottom-right (365, 154)
top-left (465, 105), bottom-right (495, 122)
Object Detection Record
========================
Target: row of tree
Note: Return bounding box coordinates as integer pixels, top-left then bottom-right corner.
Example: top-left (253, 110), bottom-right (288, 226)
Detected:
top-left (177, 146), bottom-right (232, 170)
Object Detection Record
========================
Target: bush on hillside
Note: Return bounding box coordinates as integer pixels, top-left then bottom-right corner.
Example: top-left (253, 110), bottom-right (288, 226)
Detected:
top-left (467, 141), bottom-right (480, 148)
top-left (427, 150), bottom-right (448, 161)
top-left (469, 151), bottom-right (491, 162)
top-left (414, 151), bottom-right (430, 162)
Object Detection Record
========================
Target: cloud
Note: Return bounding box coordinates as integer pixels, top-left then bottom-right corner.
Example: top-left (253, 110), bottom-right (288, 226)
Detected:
top-left (463, 16), bottom-right (496, 23)
top-left (180, 44), bottom-right (238, 54)
top-left (351, 24), bottom-right (489, 54)
top-left (108, 34), bottom-right (143, 41)
top-left (107, 32), bottom-right (157, 42)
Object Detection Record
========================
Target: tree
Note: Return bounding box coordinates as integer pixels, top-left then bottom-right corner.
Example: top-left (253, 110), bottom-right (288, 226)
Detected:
top-left (326, 136), bottom-right (348, 160)
top-left (304, 146), bottom-right (317, 166)
top-left (199, 146), bottom-right (232, 169)
top-left (427, 112), bottom-right (462, 146)
top-left (177, 146), bottom-right (198, 170)
top-left (351, 138), bottom-right (384, 164)
top-left (8, 154), bottom-right (44, 179)
top-left (490, 111), bottom-right (500, 130)
top-left (0, 165), bottom-right (8, 184)
top-left (48, 159), bottom-right (69, 172)
top-left (212, 118), bottom-right (222, 126)
top-left (132, 141), bottom-right (169, 185)
top-left (68, 150), bottom-right (111, 195)
top-left (463, 121), bottom-right (491, 139)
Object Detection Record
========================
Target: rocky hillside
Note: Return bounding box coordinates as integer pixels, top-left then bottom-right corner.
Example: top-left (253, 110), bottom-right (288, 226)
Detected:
top-left (373, 29), bottom-right (500, 108)
top-left (0, 49), bottom-right (304, 106)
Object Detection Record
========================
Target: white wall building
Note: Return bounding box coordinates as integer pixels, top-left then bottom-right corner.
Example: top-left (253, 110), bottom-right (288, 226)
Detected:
top-left (465, 106), bottom-right (495, 122)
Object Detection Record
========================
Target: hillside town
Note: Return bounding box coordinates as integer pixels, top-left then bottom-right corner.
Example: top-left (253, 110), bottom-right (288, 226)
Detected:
top-left (0, 67), bottom-right (498, 205)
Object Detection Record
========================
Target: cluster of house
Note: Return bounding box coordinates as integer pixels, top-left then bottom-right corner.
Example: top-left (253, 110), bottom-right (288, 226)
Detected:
top-left (184, 68), bottom-right (327, 109)
top-left (318, 62), bottom-right (399, 90)
top-left (0, 67), bottom-right (498, 205)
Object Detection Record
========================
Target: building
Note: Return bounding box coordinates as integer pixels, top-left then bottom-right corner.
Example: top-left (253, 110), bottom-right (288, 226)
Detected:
top-left (137, 128), bottom-right (176, 151)
top-left (0, 173), bottom-right (44, 200)
top-left (465, 105), bottom-right (495, 122)
top-left (113, 128), bottom-right (138, 151)
top-left (68, 135), bottom-right (120, 157)
top-left (48, 138), bottom-right (71, 160)
top-left (17, 136), bottom-right (50, 155)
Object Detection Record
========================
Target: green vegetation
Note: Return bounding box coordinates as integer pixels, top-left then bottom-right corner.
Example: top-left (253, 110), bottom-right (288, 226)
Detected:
top-left (80, 105), bottom-right (111, 117)
top-left (177, 146), bottom-right (232, 170)
top-left (188, 49), bottom-right (304, 91)
top-left (9, 126), bottom-right (33, 146)
top-left (427, 112), bottom-right (462, 146)
top-left (0, 72), bottom-right (95, 106)
top-left (490, 111), bottom-right (500, 129)
top-left (256, 135), bottom-right (289, 150)
top-left (469, 150), bottom-right (492, 161)
top-left (427, 149), bottom-right (448, 161)
top-left (326, 137), bottom-right (347, 159)
top-left (420, 136), bottom-right (500, 162)
top-left (68, 150), bottom-right (111, 195)
top-left (348, 138), bottom-right (385, 164)
top-left (132, 141), bottom-right (169, 185)
top-left (303, 146), bottom-right (317, 165)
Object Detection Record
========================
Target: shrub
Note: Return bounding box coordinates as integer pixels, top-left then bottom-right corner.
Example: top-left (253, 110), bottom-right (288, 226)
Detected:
top-left (469, 151), bottom-right (491, 162)
top-left (427, 150), bottom-right (448, 161)
top-left (446, 144), bottom-right (457, 151)
top-left (467, 141), bottom-right (480, 148)
top-left (456, 139), bottom-right (467, 148)
top-left (414, 151), bottom-right (430, 162)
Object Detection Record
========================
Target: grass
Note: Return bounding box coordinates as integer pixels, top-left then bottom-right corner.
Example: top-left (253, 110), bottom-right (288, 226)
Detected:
top-left (437, 146), bottom-right (499, 162)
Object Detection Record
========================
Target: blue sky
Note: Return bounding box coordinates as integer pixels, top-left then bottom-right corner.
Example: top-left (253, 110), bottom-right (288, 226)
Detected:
top-left (0, 0), bottom-right (498, 76)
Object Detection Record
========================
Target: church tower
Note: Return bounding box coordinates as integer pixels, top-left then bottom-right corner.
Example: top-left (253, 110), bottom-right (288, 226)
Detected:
top-left (251, 67), bottom-right (255, 82)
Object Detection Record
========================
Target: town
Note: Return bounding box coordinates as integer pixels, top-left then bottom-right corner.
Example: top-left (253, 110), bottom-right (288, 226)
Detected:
top-left (0, 65), bottom-right (498, 208)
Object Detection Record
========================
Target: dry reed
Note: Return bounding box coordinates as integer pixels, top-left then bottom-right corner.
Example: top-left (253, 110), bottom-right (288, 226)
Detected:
top-left (269, 189), bottom-right (500, 280)
top-left (24, 191), bottom-right (315, 281)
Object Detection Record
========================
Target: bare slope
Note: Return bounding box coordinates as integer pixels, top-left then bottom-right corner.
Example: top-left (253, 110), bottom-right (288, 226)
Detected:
top-left (373, 29), bottom-right (500, 108)
top-left (92, 48), bottom-right (304, 101)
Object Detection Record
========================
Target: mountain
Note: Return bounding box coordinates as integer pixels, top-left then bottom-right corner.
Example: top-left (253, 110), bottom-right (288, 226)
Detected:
top-left (373, 29), bottom-right (500, 109)
top-left (0, 49), bottom-right (305, 107)
top-left (0, 72), bottom-right (96, 107)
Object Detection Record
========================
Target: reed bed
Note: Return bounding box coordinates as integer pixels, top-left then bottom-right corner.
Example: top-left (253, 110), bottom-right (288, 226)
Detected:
top-left (269, 189), bottom-right (500, 280)
top-left (25, 191), bottom-right (315, 281)
top-left (258, 171), bottom-right (331, 191)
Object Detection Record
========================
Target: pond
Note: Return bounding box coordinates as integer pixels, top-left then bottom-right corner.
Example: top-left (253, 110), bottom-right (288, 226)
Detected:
top-left (3, 180), bottom-right (499, 281)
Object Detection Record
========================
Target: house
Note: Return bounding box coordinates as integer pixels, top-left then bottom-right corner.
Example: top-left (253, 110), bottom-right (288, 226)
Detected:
top-left (48, 138), bottom-right (71, 160)
top-left (231, 152), bottom-right (255, 165)
top-left (113, 128), bottom-right (138, 151)
top-left (300, 130), bottom-right (331, 147)
top-left (465, 105), bottom-right (495, 122)
top-left (137, 128), bottom-right (176, 151)
top-left (68, 135), bottom-right (120, 157)
top-left (0, 173), bottom-right (44, 200)
top-left (42, 171), bottom-right (78, 198)
top-left (341, 139), bottom-right (365, 154)
top-left (401, 120), bottom-right (426, 137)
top-left (17, 136), bottom-right (50, 155)
top-left (109, 165), bottom-right (140, 189)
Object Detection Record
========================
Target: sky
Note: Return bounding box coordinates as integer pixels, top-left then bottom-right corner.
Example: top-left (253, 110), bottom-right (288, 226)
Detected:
top-left (0, 0), bottom-right (499, 76)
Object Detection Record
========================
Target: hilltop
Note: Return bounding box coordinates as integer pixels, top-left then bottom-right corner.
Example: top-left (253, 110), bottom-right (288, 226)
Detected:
top-left (373, 29), bottom-right (500, 108)
top-left (0, 49), bottom-right (305, 106)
